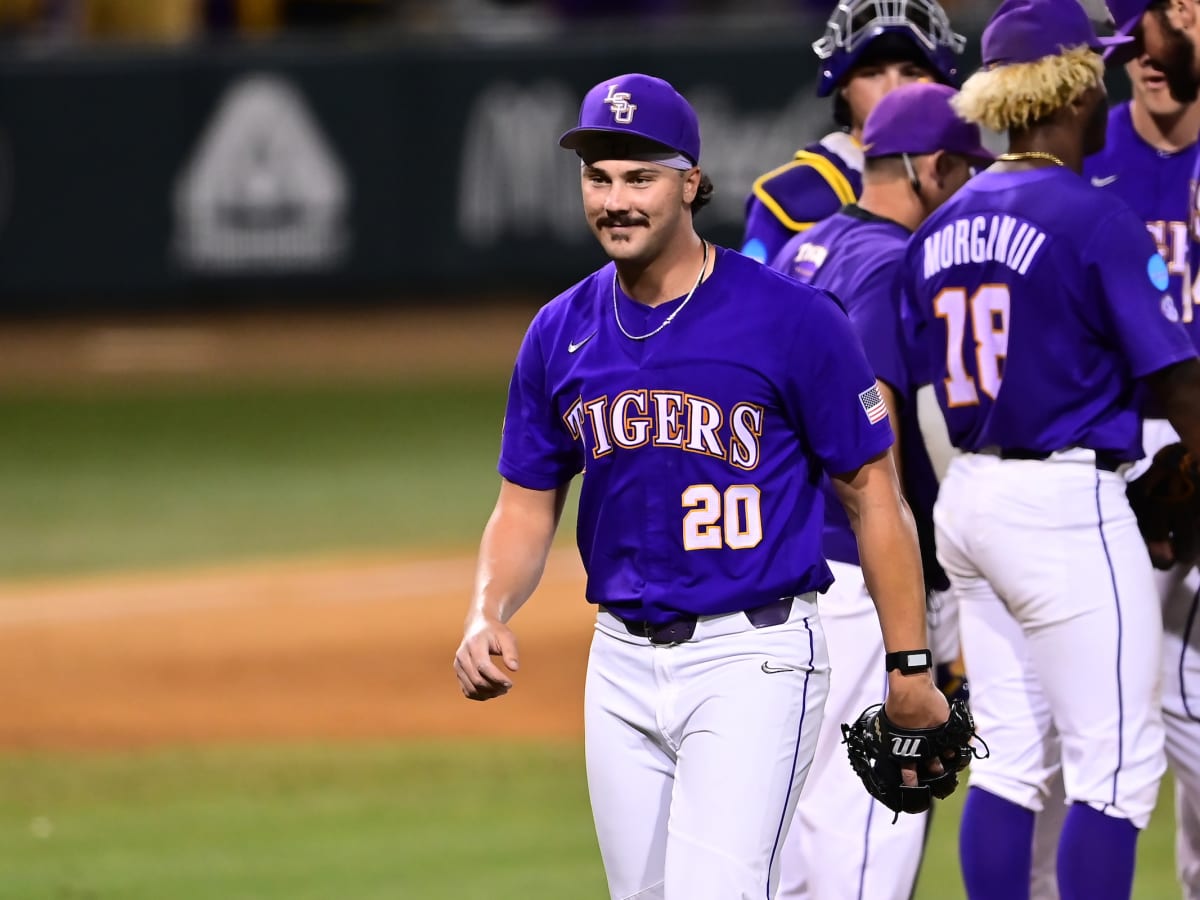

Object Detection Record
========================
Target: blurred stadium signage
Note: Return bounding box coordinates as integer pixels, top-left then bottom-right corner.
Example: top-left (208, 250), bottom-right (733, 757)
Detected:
top-left (173, 73), bottom-right (351, 273)
top-left (455, 80), bottom-right (825, 249)
top-left (0, 30), bottom-right (994, 309)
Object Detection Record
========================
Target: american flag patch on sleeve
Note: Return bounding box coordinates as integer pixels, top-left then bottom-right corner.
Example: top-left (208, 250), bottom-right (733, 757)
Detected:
top-left (858, 383), bottom-right (888, 425)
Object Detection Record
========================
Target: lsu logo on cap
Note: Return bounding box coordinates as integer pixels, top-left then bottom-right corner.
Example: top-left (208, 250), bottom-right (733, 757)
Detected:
top-left (603, 84), bottom-right (637, 125)
top-left (1148, 253), bottom-right (1170, 292)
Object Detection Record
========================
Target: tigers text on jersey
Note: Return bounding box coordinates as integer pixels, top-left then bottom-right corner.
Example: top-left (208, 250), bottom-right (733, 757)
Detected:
top-left (772, 205), bottom-right (947, 590)
top-left (1085, 102), bottom-right (1195, 323)
top-left (742, 133), bottom-right (864, 265)
top-left (499, 246), bottom-right (892, 625)
top-left (902, 167), bottom-right (1196, 459)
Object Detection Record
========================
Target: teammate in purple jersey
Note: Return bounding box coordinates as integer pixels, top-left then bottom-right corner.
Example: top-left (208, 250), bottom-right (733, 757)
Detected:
top-left (1082, 21), bottom-right (1200, 898)
top-left (769, 82), bottom-right (991, 900)
top-left (453, 71), bottom-right (953, 900)
top-left (740, 0), bottom-right (965, 265)
top-left (900, 1), bottom-right (1200, 897)
top-left (1084, 49), bottom-right (1200, 333)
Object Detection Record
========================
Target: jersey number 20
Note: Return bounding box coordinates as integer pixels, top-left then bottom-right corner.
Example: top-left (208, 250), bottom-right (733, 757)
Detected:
top-left (682, 484), bottom-right (763, 550)
top-left (935, 284), bottom-right (1011, 406)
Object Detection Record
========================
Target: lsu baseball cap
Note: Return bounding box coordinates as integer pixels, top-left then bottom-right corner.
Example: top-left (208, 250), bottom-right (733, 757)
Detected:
top-left (559, 73), bottom-right (701, 169)
top-left (981, 0), bottom-right (1132, 67)
top-left (864, 83), bottom-right (995, 164)
top-left (1106, 0), bottom-right (1150, 43)
top-left (1103, 0), bottom-right (1150, 64)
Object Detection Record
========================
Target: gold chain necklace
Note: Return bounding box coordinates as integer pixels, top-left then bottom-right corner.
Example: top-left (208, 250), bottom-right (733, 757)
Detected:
top-left (996, 151), bottom-right (1066, 167)
top-left (612, 241), bottom-right (710, 342)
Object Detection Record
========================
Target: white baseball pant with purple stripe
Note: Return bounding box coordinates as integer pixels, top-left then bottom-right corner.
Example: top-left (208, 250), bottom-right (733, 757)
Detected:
top-left (935, 452), bottom-right (1166, 830)
top-left (585, 593), bottom-right (828, 899)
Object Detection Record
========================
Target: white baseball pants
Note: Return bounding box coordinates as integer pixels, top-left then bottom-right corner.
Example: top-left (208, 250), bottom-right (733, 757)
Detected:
top-left (778, 561), bottom-right (929, 900)
top-left (935, 451), bottom-right (1166, 830)
top-left (585, 594), bottom-right (828, 900)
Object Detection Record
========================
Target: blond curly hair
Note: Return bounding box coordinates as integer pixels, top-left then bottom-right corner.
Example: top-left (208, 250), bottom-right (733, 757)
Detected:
top-left (953, 45), bottom-right (1104, 132)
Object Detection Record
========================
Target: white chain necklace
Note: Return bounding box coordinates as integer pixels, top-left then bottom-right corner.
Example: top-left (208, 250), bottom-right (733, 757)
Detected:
top-left (612, 240), bottom-right (709, 342)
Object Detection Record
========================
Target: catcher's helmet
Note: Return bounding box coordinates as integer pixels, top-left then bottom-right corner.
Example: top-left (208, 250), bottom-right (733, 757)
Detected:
top-left (813, 0), bottom-right (966, 98)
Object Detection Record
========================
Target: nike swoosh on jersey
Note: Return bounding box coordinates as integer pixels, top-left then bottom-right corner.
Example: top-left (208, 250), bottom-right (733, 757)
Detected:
top-left (568, 332), bottom-right (598, 353)
top-left (761, 661), bottom-right (793, 674)
top-left (1090, 174), bottom-right (1119, 187)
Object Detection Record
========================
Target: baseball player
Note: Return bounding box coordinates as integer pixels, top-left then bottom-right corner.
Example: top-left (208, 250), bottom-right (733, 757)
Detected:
top-left (740, 0), bottom-right (966, 265)
top-left (452, 72), bottom-right (953, 900)
top-left (768, 82), bottom-right (992, 900)
top-left (1084, 23), bottom-right (1199, 314)
top-left (900, 1), bottom-right (1200, 897)
top-left (1084, 16), bottom-right (1200, 899)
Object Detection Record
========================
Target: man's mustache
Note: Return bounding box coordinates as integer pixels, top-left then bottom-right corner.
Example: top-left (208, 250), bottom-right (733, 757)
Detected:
top-left (599, 216), bottom-right (649, 228)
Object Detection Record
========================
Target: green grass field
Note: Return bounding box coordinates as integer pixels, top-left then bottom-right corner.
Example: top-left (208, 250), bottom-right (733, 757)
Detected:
top-left (0, 743), bottom-right (605, 900)
top-left (0, 743), bottom-right (1179, 899)
top-left (0, 378), bottom-right (1183, 898)
top-left (0, 379), bottom-right (511, 577)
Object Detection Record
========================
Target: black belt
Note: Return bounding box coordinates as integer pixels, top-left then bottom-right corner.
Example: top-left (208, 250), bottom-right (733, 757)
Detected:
top-left (607, 596), bottom-right (795, 645)
top-left (998, 448), bottom-right (1122, 472)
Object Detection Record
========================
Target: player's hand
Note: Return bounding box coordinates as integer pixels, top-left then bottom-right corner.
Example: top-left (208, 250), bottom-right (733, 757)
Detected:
top-left (883, 672), bottom-right (952, 787)
top-left (454, 615), bottom-right (520, 701)
top-left (1146, 538), bottom-right (1176, 570)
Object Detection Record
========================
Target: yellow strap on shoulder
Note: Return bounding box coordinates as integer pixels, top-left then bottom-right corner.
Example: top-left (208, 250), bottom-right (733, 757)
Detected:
top-left (750, 150), bottom-right (858, 233)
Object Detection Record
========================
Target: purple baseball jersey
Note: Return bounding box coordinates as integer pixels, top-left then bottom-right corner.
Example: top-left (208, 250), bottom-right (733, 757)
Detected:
top-left (1188, 138), bottom-right (1200, 343)
top-left (499, 246), bottom-right (893, 625)
top-left (1086, 102), bottom-right (1198, 346)
top-left (742, 134), bottom-right (863, 265)
top-left (772, 206), bottom-right (948, 591)
top-left (902, 167), bottom-right (1197, 459)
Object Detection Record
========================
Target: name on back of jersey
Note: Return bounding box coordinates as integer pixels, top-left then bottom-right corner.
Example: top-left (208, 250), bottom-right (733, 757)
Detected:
top-left (922, 215), bottom-right (1049, 279)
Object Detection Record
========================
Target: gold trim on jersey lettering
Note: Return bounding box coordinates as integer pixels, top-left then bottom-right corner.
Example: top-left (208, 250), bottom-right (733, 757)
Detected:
top-left (611, 390), bottom-right (653, 449)
top-left (975, 283), bottom-right (1010, 403)
top-left (933, 287), bottom-right (981, 409)
top-left (728, 402), bottom-right (765, 472)
top-left (725, 484), bottom-right (765, 549)
top-left (682, 394), bottom-right (726, 459)
top-left (681, 484), bottom-right (724, 550)
top-left (1146, 219), bottom-right (1189, 278)
top-left (584, 395), bottom-right (614, 459)
top-left (649, 390), bottom-right (687, 447)
top-left (562, 396), bottom-right (585, 440)
top-left (750, 151), bottom-right (857, 234)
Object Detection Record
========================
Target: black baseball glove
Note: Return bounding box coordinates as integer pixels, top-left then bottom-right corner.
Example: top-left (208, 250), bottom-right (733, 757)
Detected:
top-left (1126, 441), bottom-right (1200, 570)
top-left (841, 693), bottom-right (983, 820)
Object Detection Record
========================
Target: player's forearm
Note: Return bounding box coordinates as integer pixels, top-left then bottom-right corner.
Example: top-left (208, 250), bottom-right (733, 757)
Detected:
top-left (467, 481), bottom-right (566, 625)
top-left (835, 457), bottom-right (929, 653)
top-left (1155, 358), bottom-right (1200, 458)
top-left (855, 501), bottom-right (928, 652)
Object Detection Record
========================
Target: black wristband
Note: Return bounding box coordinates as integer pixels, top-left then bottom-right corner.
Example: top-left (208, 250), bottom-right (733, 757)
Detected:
top-left (885, 649), bottom-right (933, 675)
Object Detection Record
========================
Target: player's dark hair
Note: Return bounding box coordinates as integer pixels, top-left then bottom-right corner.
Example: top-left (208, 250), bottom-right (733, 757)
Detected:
top-left (691, 173), bottom-right (715, 216)
top-left (863, 155), bottom-right (909, 177)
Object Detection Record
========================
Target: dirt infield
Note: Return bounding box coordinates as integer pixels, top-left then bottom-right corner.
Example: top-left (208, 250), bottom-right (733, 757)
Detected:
top-left (0, 306), bottom-right (538, 385)
top-left (0, 306), bottom-right (596, 750)
top-left (0, 548), bottom-right (592, 749)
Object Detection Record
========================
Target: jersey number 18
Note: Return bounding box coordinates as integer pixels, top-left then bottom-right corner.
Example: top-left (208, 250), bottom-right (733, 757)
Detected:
top-left (934, 284), bottom-right (1012, 406)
